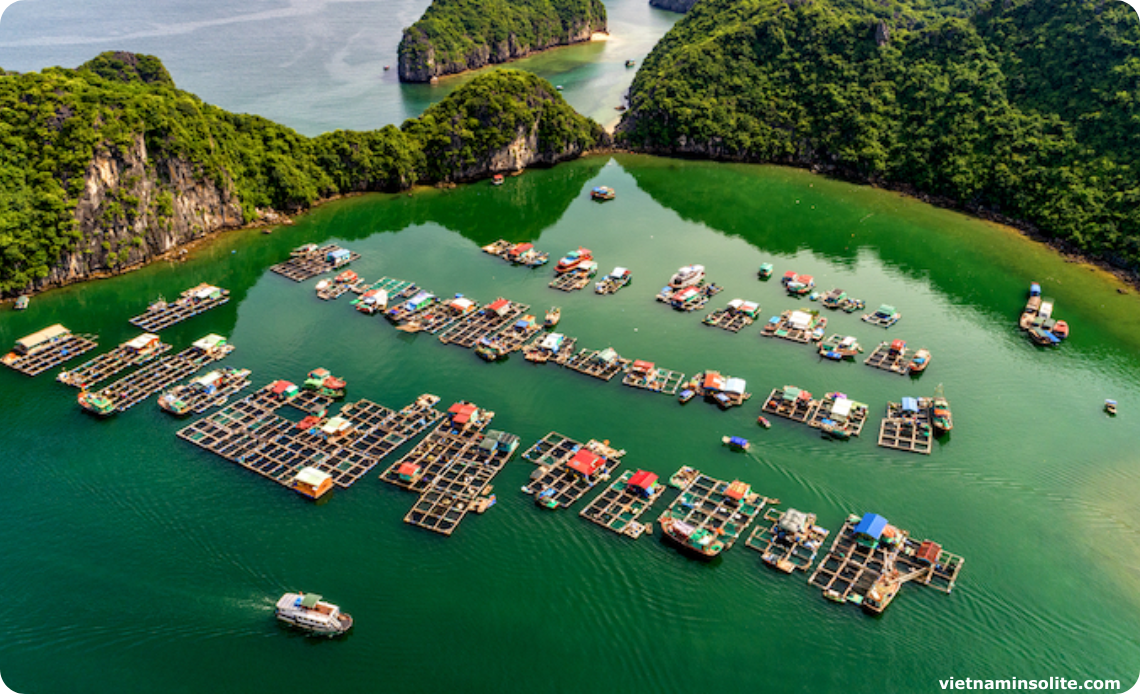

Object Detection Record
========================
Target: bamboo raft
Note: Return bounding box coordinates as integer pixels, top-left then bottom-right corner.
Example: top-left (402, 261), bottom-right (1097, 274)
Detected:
top-left (522, 335), bottom-right (578, 365)
top-left (658, 471), bottom-right (767, 553)
top-left (96, 340), bottom-right (235, 412)
top-left (269, 245), bottom-right (360, 282)
top-left (864, 341), bottom-right (911, 374)
top-left (807, 393), bottom-right (871, 436)
top-left (621, 364), bottom-right (687, 395)
top-left (402, 430), bottom-right (519, 536)
top-left (549, 268), bottom-right (596, 292)
top-left (57, 337), bottom-right (172, 388)
top-left (579, 469), bottom-right (666, 539)
top-left (438, 299), bottom-right (529, 348)
top-left (745, 507), bottom-right (830, 574)
top-left (564, 348), bottom-right (632, 381)
top-left (760, 310), bottom-right (828, 344)
top-left (761, 386), bottom-right (821, 424)
top-left (178, 389), bottom-right (444, 491)
top-left (128, 284), bottom-right (230, 331)
top-left (2, 332), bottom-right (99, 377)
top-left (877, 400), bottom-right (934, 454)
top-left (521, 432), bottom-right (626, 511)
top-left (158, 367), bottom-right (252, 415)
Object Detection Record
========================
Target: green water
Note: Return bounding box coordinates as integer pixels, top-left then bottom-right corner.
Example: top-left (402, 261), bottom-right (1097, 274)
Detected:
top-left (2, 154), bottom-right (1139, 693)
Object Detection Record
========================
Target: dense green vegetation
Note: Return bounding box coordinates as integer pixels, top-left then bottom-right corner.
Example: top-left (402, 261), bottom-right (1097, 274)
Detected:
top-left (618, 0), bottom-right (1140, 271)
top-left (398, 0), bottom-right (606, 80)
top-left (0, 55), bottom-right (602, 293)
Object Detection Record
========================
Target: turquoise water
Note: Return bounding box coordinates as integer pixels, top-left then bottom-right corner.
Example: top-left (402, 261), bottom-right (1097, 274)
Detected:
top-left (1, 155), bottom-right (1139, 693)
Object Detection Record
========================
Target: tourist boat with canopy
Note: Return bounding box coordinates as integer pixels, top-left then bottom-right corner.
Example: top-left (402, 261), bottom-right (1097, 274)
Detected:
top-left (931, 384), bottom-right (953, 434)
top-left (591, 186), bottom-right (615, 200)
top-left (555, 248), bottom-right (593, 274)
top-left (659, 517), bottom-right (725, 559)
top-left (275, 592), bottom-right (353, 637)
top-left (669, 264), bottom-right (705, 289)
top-left (722, 436), bottom-right (750, 451)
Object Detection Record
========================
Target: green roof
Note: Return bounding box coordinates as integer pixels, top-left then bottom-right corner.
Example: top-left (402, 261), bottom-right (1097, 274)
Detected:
top-left (300, 593), bottom-right (322, 608)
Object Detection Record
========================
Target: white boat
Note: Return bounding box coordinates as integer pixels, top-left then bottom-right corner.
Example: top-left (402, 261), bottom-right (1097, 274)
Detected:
top-left (315, 279), bottom-right (332, 293)
top-left (275, 592), bottom-right (353, 637)
top-left (669, 264), bottom-right (705, 289)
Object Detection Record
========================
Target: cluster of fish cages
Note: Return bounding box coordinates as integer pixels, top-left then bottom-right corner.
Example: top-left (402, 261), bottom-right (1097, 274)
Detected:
top-left (578, 469), bottom-right (665, 539)
top-left (658, 471), bottom-right (768, 556)
top-left (87, 337), bottom-right (234, 413)
top-left (521, 432), bottom-right (626, 511)
top-left (270, 245), bottom-right (360, 282)
top-left (438, 299), bottom-right (530, 348)
top-left (2, 326), bottom-right (99, 377)
top-left (128, 284), bottom-right (229, 331)
top-left (57, 335), bottom-right (172, 388)
top-left (876, 399), bottom-right (934, 454)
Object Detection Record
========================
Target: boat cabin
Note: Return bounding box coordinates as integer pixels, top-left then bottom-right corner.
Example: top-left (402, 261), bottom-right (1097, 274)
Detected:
top-left (627, 470), bottom-right (658, 499)
top-left (291, 466), bottom-right (334, 499)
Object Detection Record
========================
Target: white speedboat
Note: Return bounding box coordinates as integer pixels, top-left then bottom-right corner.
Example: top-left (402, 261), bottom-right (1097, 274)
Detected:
top-left (669, 264), bottom-right (705, 289)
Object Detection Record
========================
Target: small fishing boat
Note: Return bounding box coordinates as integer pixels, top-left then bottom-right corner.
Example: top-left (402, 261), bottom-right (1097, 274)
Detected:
top-left (384, 65), bottom-right (390, 70)
top-left (678, 389), bottom-right (695, 404)
top-left (931, 384), bottom-right (953, 434)
top-left (809, 291), bottom-right (821, 301)
top-left (786, 274), bottom-right (815, 296)
top-left (591, 186), bottom-right (615, 201)
top-left (78, 390), bottom-right (116, 417)
top-left (492, 174), bottom-right (504, 186)
top-left (908, 348), bottom-right (931, 373)
top-left (862, 304), bottom-right (901, 327)
top-left (334, 270), bottom-right (358, 284)
top-left (625, 59), bottom-right (636, 67)
top-left (14, 295), bottom-right (29, 310)
top-left (1028, 327), bottom-right (1060, 346)
top-left (314, 279), bottom-right (332, 293)
top-left (555, 247), bottom-right (593, 274)
top-left (544, 307), bottom-right (561, 327)
top-left (757, 416), bottom-right (771, 429)
top-left (722, 436), bottom-right (750, 451)
top-left (659, 517), bottom-right (725, 559)
top-left (1103, 399), bottom-right (1117, 416)
top-left (275, 592), bottom-right (353, 637)
top-left (669, 264), bottom-right (705, 289)
top-left (1019, 282), bottom-right (1043, 329)
top-left (757, 263), bottom-right (774, 279)
top-left (555, 85), bottom-right (564, 90)
top-left (1052, 320), bottom-right (1069, 339)
top-left (291, 243), bottom-right (319, 257)
top-left (819, 419), bottom-right (851, 440)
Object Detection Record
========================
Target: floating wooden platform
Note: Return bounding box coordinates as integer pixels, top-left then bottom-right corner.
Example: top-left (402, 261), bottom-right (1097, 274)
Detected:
top-left (269, 245), bottom-right (360, 282)
top-left (761, 386), bottom-right (821, 424)
top-left (178, 389), bottom-right (444, 491)
top-left (96, 342), bottom-right (234, 412)
top-left (128, 285), bottom-right (229, 331)
top-left (702, 303), bottom-right (760, 333)
top-left (403, 435), bottom-right (517, 536)
top-left (658, 470), bottom-right (767, 553)
top-left (404, 301), bottom-right (480, 335)
top-left (57, 339), bottom-right (172, 388)
top-left (379, 409), bottom-right (494, 493)
top-left (549, 268), bottom-right (595, 292)
top-left (521, 432), bottom-right (626, 511)
top-left (807, 393), bottom-right (870, 437)
top-left (760, 310), bottom-right (827, 344)
top-left (475, 319), bottom-right (541, 359)
top-left (438, 299), bottom-right (529, 348)
top-left (745, 507), bottom-right (830, 573)
top-left (579, 469), bottom-right (666, 539)
top-left (2, 333), bottom-right (99, 377)
top-left (522, 335), bottom-right (578, 365)
top-left (564, 348), bottom-right (631, 381)
top-left (316, 282), bottom-right (357, 301)
top-left (481, 239), bottom-right (512, 257)
top-left (158, 367), bottom-right (252, 415)
top-left (864, 341), bottom-right (910, 374)
top-left (621, 365), bottom-right (686, 395)
top-left (877, 401), bottom-right (933, 454)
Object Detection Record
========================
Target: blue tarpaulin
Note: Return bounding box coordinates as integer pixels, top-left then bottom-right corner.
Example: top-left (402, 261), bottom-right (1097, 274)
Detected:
top-left (854, 513), bottom-right (888, 540)
top-left (729, 436), bottom-right (748, 448)
top-left (901, 397), bottom-right (919, 413)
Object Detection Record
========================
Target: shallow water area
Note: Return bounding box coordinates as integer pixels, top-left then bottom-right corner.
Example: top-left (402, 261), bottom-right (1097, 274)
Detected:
top-left (1, 154), bottom-right (1139, 693)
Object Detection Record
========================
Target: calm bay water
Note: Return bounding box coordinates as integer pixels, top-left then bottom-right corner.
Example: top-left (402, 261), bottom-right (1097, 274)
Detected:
top-left (1, 155), bottom-right (1138, 693)
top-left (2, 2), bottom-right (1140, 692)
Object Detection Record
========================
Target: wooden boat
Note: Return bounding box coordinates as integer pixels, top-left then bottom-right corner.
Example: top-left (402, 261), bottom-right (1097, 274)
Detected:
top-left (908, 348), bottom-right (932, 373)
top-left (625, 59), bottom-right (636, 67)
top-left (591, 186), bottom-right (615, 201)
top-left (1019, 282), bottom-right (1042, 329)
top-left (1105, 399), bottom-right (1117, 416)
top-left (785, 273), bottom-right (815, 296)
top-left (862, 574), bottom-right (901, 614)
top-left (555, 248), bottom-right (593, 274)
top-left (275, 592), bottom-right (353, 637)
top-left (757, 416), bottom-right (772, 429)
top-left (14, 295), bottom-right (29, 310)
top-left (78, 390), bottom-right (116, 417)
top-left (1052, 320), bottom-right (1069, 339)
top-left (334, 270), bottom-right (358, 284)
top-left (722, 436), bottom-right (750, 452)
top-left (314, 279), bottom-right (332, 293)
top-left (669, 264), bottom-right (705, 289)
top-left (492, 174), bottom-right (504, 186)
top-left (819, 419), bottom-right (851, 440)
top-left (659, 516), bottom-right (725, 559)
top-left (544, 307), bottom-right (561, 327)
top-left (757, 262), bottom-right (774, 279)
top-left (930, 384), bottom-right (953, 434)
top-left (678, 388), bottom-right (696, 404)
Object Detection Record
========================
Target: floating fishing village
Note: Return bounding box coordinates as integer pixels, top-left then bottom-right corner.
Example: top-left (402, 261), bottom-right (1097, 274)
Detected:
top-left (0, 215), bottom-right (992, 621)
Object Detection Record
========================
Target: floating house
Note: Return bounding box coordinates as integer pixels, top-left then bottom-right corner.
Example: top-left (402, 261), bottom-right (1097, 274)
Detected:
top-left (291, 466), bottom-right (334, 500)
top-left (627, 470), bottom-right (659, 498)
top-left (853, 513), bottom-right (890, 549)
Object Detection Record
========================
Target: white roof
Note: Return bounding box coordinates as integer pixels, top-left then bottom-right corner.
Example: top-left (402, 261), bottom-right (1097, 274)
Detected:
top-left (831, 398), bottom-right (853, 419)
top-left (194, 371), bottom-right (222, 387)
top-left (294, 467), bottom-right (331, 487)
top-left (321, 416), bottom-right (351, 435)
top-left (17, 324), bottom-right (69, 350)
top-left (194, 285), bottom-right (219, 299)
top-left (124, 333), bottom-right (159, 350)
top-left (789, 310), bottom-right (812, 330)
top-left (451, 297), bottom-right (475, 310)
top-left (728, 299), bottom-right (743, 309)
top-left (192, 334), bottom-right (227, 350)
top-left (540, 333), bottom-right (564, 350)
top-left (724, 377), bottom-right (747, 394)
top-left (611, 267), bottom-right (628, 277)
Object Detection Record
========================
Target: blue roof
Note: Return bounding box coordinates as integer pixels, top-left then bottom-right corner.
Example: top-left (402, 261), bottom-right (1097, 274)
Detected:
top-left (854, 513), bottom-right (888, 540)
top-left (1030, 283), bottom-right (1041, 296)
top-left (901, 397), bottom-right (919, 413)
top-left (729, 436), bottom-right (748, 447)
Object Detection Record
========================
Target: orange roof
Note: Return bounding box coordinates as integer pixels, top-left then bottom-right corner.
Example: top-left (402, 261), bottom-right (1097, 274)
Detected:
top-left (726, 480), bottom-right (750, 500)
top-left (567, 449), bottom-right (603, 477)
top-left (487, 298), bottom-right (510, 311)
top-left (628, 470), bottom-right (658, 490)
top-left (917, 540), bottom-right (942, 563)
top-left (398, 462), bottom-right (420, 477)
top-left (510, 243), bottom-right (533, 255)
top-left (703, 372), bottom-right (725, 391)
top-left (271, 380), bottom-right (294, 394)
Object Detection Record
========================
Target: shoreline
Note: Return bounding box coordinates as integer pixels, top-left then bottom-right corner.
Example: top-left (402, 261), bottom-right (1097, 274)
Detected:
top-left (410, 33), bottom-right (610, 86)
top-left (7, 153), bottom-right (1137, 305)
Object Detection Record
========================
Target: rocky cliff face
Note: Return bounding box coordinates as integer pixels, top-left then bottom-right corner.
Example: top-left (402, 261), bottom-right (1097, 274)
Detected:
top-left (398, 17), bottom-right (606, 83)
top-left (648, 0), bottom-right (701, 14)
top-left (35, 134), bottom-right (246, 292)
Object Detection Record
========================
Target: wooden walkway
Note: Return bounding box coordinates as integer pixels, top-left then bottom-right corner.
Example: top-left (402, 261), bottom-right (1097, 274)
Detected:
top-left (57, 339), bottom-right (172, 388)
top-left (521, 432), bottom-right (626, 511)
top-left (438, 299), bottom-right (529, 348)
top-left (745, 507), bottom-right (830, 573)
top-left (864, 341), bottom-right (911, 375)
top-left (129, 287), bottom-right (229, 331)
top-left (97, 342), bottom-right (234, 412)
top-left (3, 333), bottom-right (99, 377)
top-left (269, 245), bottom-right (360, 282)
top-left (877, 400), bottom-right (933, 454)
top-left (761, 387), bottom-right (821, 424)
top-left (807, 393), bottom-right (871, 436)
top-left (564, 348), bottom-right (631, 382)
top-left (658, 471), bottom-right (767, 553)
top-left (621, 366), bottom-right (687, 395)
top-left (579, 469), bottom-right (666, 539)
top-left (178, 389), bottom-right (444, 491)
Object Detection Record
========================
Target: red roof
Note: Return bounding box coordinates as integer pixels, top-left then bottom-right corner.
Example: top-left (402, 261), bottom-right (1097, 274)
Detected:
top-left (917, 540), bottom-right (942, 563)
top-left (628, 470), bottom-right (658, 490)
top-left (296, 415), bottom-right (321, 430)
top-left (703, 372), bottom-right (725, 391)
top-left (487, 298), bottom-right (510, 312)
top-left (726, 480), bottom-right (750, 500)
top-left (567, 449), bottom-right (603, 477)
top-left (398, 462), bottom-right (420, 477)
top-left (323, 377), bottom-right (346, 389)
top-left (509, 243), bottom-right (533, 256)
top-left (632, 360), bottom-right (655, 372)
top-left (783, 270), bottom-right (797, 280)
top-left (891, 339), bottom-right (905, 352)
top-left (271, 380), bottom-right (294, 395)
top-left (448, 402), bottom-right (478, 424)
top-left (797, 275), bottom-right (814, 284)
